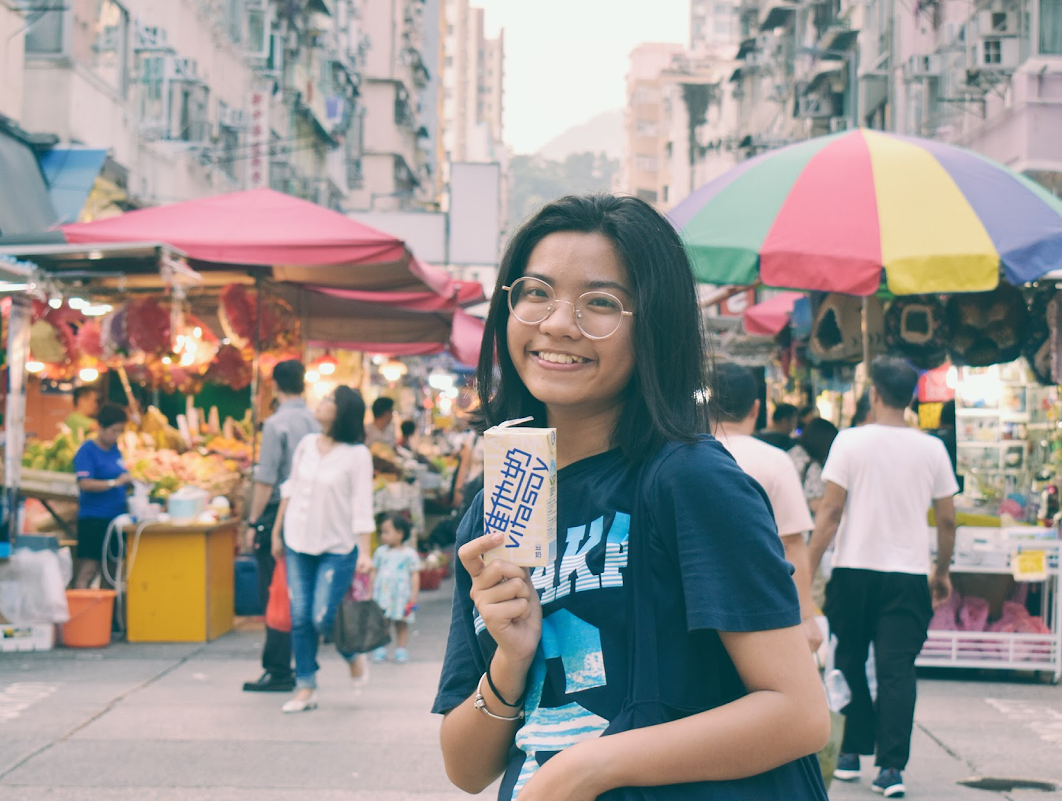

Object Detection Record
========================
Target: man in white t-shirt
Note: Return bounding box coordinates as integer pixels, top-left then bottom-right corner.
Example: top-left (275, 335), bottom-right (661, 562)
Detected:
top-left (809, 356), bottom-right (957, 798)
top-left (709, 362), bottom-right (821, 652)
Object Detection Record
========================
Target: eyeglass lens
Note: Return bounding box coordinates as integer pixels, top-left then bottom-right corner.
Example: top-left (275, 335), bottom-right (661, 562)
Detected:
top-left (508, 277), bottom-right (626, 339)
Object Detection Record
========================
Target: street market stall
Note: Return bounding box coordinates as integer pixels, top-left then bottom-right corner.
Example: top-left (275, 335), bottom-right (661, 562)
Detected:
top-left (674, 128), bottom-right (1062, 680)
top-left (0, 194), bottom-right (483, 646)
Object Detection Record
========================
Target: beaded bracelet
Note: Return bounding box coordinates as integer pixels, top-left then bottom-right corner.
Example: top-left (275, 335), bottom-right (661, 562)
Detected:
top-left (474, 674), bottom-right (525, 721)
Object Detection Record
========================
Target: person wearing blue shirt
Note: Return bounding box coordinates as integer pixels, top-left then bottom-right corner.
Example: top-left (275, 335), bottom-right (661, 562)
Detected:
top-left (433, 195), bottom-right (831, 801)
top-left (73, 403), bottom-right (132, 589)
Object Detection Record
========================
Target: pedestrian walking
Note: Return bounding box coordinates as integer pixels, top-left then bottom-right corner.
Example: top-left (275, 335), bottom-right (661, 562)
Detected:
top-left (788, 418), bottom-right (840, 517)
top-left (433, 194), bottom-right (830, 801)
top-left (709, 362), bottom-right (822, 652)
top-left (272, 385), bottom-right (375, 713)
top-left (809, 356), bottom-right (958, 798)
top-left (371, 513), bottom-right (421, 664)
top-left (754, 402), bottom-right (798, 451)
top-left (242, 360), bottom-right (320, 694)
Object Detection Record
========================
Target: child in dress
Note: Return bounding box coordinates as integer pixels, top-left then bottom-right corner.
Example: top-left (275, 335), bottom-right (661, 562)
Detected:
top-left (372, 513), bottom-right (421, 663)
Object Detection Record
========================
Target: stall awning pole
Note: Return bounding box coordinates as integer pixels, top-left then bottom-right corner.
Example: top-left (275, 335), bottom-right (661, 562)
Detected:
top-left (3, 294), bottom-right (32, 556)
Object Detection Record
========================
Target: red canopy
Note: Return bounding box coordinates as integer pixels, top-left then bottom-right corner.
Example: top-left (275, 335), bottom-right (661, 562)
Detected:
top-left (314, 277), bottom-right (485, 310)
top-left (743, 292), bottom-right (805, 337)
top-left (62, 189), bottom-right (453, 295)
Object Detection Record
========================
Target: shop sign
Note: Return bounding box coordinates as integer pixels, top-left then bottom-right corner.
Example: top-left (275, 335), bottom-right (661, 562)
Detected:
top-left (247, 85), bottom-right (271, 190)
top-left (1011, 549), bottom-right (1047, 582)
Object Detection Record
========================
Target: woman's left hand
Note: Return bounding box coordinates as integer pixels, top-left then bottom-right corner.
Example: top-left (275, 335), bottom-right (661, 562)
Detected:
top-left (516, 740), bottom-right (607, 801)
top-left (271, 533), bottom-right (285, 560)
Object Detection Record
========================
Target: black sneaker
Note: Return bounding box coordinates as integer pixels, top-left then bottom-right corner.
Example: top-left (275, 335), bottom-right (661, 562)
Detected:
top-left (833, 752), bottom-right (861, 782)
top-left (872, 767), bottom-right (906, 798)
top-left (242, 671), bottom-right (296, 692)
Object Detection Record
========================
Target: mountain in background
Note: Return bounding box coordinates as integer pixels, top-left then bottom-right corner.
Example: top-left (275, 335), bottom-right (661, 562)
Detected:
top-left (536, 110), bottom-right (624, 161)
top-left (507, 111), bottom-right (624, 230)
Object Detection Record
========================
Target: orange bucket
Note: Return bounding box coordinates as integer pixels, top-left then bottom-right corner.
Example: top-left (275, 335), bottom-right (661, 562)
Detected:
top-left (62, 589), bottom-right (116, 648)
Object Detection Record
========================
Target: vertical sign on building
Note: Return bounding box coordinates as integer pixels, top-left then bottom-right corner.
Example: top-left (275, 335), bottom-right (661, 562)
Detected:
top-left (247, 84), bottom-right (271, 189)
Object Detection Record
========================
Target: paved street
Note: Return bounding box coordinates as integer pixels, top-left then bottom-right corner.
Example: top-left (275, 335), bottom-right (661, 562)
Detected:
top-left (2, 576), bottom-right (1060, 800)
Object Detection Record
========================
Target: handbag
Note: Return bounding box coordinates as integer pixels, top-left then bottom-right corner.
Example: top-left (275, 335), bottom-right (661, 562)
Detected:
top-left (333, 598), bottom-right (391, 654)
top-left (264, 558), bottom-right (291, 633)
top-left (597, 455), bottom-right (828, 800)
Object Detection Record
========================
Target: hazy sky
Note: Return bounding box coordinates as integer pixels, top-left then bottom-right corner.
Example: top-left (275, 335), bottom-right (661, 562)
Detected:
top-left (474, 0), bottom-right (690, 154)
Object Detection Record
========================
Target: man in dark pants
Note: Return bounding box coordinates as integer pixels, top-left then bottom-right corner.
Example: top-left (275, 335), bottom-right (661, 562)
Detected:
top-left (809, 357), bottom-right (957, 798)
top-left (242, 360), bottom-right (320, 692)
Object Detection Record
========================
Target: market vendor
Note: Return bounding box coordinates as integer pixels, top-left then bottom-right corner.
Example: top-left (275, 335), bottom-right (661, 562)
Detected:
top-left (73, 403), bottom-right (132, 589)
top-left (65, 386), bottom-right (100, 440)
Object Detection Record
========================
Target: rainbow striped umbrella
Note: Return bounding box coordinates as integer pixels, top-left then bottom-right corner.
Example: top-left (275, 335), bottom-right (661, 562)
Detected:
top-left (670, 129), bottom-right (1062, 296)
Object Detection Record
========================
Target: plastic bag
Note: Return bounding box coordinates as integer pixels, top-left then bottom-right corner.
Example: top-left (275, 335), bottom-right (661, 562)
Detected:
top-left (0, 548), bottom-right (73, 624)
top-left (264, 558), bottom-right (291, 632)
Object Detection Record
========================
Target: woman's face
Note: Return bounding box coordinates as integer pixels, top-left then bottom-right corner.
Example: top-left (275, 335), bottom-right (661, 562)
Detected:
top-left (315, 393), bottom-right (337, 428)
top-left (506, 231), bottom-right (636, 420)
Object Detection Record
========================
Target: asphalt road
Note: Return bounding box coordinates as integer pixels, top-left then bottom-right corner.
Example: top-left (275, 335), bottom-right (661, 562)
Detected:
top-left (1, 575), bottom-right (1059, 800)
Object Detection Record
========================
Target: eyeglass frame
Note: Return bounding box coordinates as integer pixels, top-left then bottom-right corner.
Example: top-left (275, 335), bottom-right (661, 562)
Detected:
top-left (502, 276), bottom-right (635, 340)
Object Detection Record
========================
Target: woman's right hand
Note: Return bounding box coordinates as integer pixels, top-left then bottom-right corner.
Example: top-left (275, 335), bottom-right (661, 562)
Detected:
top-left (460, 531), bottom-right (542, 670)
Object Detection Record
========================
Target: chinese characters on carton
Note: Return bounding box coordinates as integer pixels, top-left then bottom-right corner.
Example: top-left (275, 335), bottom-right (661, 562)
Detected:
top-left (483, 420), bottom-right (557, 567)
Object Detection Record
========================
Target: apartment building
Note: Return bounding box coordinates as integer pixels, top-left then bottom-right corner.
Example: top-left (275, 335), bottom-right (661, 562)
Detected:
top-left (1, 1), bottom-right (24, 123)
top-left (4, 0), bottom-right (377, 223)
top-left (622, 43), bottom-right (685, 206)
top-left (346, 0), bottom-right (436, 211)
top-left (671, 0), bottom-right (1062, 209)
top-left (437, 0), bottom-right (504, 200)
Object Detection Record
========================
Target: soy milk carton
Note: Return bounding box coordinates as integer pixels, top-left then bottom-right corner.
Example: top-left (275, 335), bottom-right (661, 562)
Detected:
top-left (483, 418), bottom-right (558, 567)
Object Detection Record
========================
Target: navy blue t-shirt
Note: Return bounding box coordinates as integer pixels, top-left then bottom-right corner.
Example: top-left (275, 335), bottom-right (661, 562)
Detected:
top-left (74, 440), bottom-right (128, 520)
top-left (433, 436), bottom-right (826, 801)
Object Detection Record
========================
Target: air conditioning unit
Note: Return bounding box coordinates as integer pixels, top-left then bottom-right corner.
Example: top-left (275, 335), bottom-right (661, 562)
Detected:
top-left (167, 56), bottom-right (200, 82)
top-left (904, 53), bottom-right (942, 79)
top-left (829, 116), bottom-right (848, 132)
top-left (977, 9), bottom-right (1019, 37)
top-left (967, 34), bottom-right (1020, 71)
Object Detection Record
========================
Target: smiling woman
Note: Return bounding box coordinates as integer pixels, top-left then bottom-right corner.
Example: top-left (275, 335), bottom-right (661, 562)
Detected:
top-left (433, 195), bottom-right (832, 801)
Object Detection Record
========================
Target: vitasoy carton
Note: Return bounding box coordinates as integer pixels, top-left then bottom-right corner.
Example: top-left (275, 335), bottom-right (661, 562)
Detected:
top-left (482, 418), bottom-right (558, 567)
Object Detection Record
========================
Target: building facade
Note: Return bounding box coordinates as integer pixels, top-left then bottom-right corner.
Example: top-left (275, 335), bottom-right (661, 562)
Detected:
top-left (667, 0), bottom-right (1062, 210)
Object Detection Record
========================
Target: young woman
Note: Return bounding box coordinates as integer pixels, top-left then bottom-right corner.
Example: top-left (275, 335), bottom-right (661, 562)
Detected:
top-left (433, 195), bottom-right (831, 801)
top-left (272, 386), bottom-right (375, 713)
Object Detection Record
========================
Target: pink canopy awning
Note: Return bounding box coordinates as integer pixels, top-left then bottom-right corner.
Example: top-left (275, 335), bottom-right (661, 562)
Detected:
top-left (313, 276), bottom-right (485, 310)
top-left (62, 188), bottom-right (453, 295)
top-left (743, 292), bottom-right (806, 336)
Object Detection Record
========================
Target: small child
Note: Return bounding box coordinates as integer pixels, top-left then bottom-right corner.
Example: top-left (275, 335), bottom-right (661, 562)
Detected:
top-left (371, 513), bottom-right (421, 663)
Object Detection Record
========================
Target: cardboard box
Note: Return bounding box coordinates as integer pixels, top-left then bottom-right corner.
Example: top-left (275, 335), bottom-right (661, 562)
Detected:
top-left (483, 419), bottom-right (557, 567)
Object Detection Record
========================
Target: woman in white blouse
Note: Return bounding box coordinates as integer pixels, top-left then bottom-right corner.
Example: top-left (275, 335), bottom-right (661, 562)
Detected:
top-left (272, 386), bottom-right (375, 713)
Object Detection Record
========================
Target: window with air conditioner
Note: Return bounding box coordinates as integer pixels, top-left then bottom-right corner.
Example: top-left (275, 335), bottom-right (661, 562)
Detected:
top-left (1041, 0), bottom-right (1062, 54)
top-left (636, 155), bottom-right (658, 171)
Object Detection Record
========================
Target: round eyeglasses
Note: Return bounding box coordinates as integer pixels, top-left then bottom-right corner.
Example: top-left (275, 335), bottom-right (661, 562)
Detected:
top-left (503, 276), bottom-right (634, 340)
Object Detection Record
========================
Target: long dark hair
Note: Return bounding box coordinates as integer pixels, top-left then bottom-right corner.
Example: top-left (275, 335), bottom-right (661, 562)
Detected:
top-left (330, 386), bottom-right (366, 445)
top-left (475, 194), bottom-right (709, 462)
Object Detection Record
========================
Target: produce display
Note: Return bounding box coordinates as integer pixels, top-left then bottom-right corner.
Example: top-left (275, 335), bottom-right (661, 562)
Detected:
top-left (21, 433), bottom-right (79, 473)
top-left (20, 406), bottom-right (253, 502)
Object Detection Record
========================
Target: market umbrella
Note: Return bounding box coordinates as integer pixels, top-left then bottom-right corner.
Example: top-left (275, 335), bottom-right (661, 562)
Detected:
top-left (671, 129), bottom-right (1062, 297)
top-left (743, 292), bottom-right (806, 336)
top-left (61, 188), bottom-right (453, 295)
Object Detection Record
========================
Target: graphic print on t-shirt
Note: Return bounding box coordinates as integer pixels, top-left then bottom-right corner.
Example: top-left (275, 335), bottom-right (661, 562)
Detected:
top-left (487, 510), bottom-right (630, 799)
